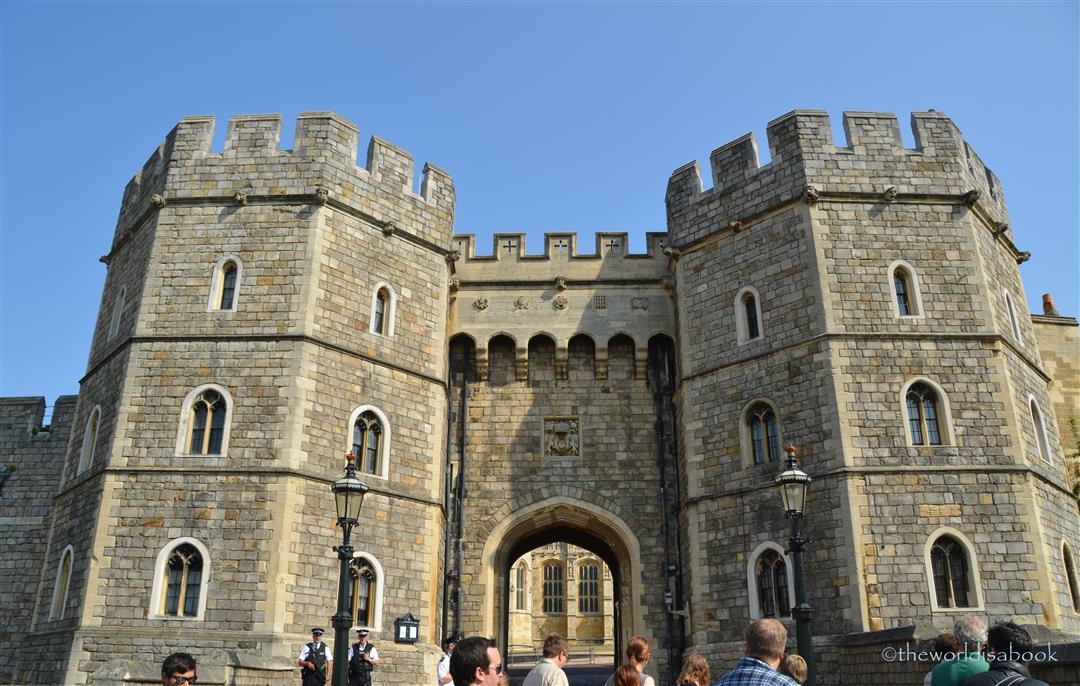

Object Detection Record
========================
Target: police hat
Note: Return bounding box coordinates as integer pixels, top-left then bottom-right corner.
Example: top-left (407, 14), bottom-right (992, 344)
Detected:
top-left (443, 634), bottom-right (459, 647)
top-left (311, 628), bottom-right (325, 635)
top-left (357, 629), bottom-right (369, 637)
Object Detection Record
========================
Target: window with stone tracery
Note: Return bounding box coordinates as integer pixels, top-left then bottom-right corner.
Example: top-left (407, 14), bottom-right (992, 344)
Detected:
top-left (163, 544), bottom-right (203, 617)
top-left (350, 559), bottom-right (376, 627)
top-left (755, 549), bottom-right (790, 618)
top-left (352, 411), bottom-right (383, 476)
top-left (578, 562), bottom-right (600, 614)
top-left (542, 562), bottom-right (564, 614)
top-left (930, 535), bottom-right (971, 608)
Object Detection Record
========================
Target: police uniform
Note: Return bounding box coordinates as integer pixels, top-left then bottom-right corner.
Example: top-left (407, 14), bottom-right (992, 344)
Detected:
top-left (299, 628), bottom-right (333, 686)
top-left (436, 634), bottom-right (459, 686)
top-left (347, 629), bottom-right (379, 686)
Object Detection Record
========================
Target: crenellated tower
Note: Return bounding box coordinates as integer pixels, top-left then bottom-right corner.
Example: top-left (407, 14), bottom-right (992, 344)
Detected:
top-left (666, 110), bottom-right (1077, 678)
top-left (16, 113), bottom-right (456, 685)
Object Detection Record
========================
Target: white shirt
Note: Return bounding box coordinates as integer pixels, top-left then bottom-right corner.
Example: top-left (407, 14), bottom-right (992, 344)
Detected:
top-left (299, 641), bottom-right (332, 663)
top-left (347, 643), bottom-right (380, 661)
top-left (436, 652), bottom-right (451, 685)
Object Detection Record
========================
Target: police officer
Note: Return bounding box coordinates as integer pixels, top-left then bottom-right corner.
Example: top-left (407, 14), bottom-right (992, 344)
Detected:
top-left (347, 629), bottom-right (380, 686)
top-left (298, 628), bottom-right (332, 686)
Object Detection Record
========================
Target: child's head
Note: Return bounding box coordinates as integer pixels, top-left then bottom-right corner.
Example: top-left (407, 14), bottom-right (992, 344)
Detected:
top-left (779, 654), bottom-right (807, 684)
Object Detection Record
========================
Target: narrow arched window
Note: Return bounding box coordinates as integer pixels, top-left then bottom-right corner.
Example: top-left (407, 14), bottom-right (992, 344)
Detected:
top-left (1030, 399), bottom-right (1051, 462)
top-left (747, 403), bottom-right (780, 464)
top-left (735, 286), bottom-right (764, 344)
top-left (755, 549), bottom-right (790, 618)
top-left (350, 558), bottom-right (376, 627)
top-left (542, 563), bottom-right (564, 614)
top-left (578, 562), bottom-right (600, 614)
top-left (373, 288), bottom-right (388, 335)
top-left (930, 536), bottom-right (971, 608)
top-left (514, 562), bottom-right (527, 611)
top-left (906, 383), bottom-right (943, 446)
top-left (50, 546), bottom-right (73, 620)
top-left (188, 389), bottom-right (226, 455)
top-left (744, 294), bottom-right (760, 339)
top-left (163, 543), bottom-right (203, 617)
top-left (1064, 543), bottom-right (1080, 613)
top-left (352, 411), bottom-right (383, 475)
top-left (78, 406), bottom-right (101, 474)
top-left (219, 261), bottom-right (238, 310)
top-left (108, 286), bottom-right (126, 339)
top-left (894, 268), bottom-right (913, 316)
top-left (1005, 291), bottom-right (1021, 342)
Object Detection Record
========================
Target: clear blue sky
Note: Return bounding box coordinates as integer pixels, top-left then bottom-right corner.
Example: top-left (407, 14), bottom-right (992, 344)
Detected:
top-left (2, 1), bottom-right (1077, 410)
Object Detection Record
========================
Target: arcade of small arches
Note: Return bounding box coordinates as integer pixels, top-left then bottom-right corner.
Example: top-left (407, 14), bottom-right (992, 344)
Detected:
top-left (448, 332), bottom-right (675, 384)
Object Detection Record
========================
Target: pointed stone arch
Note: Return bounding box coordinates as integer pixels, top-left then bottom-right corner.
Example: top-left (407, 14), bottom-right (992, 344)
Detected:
top-left (479, 496), bottom-right (644, 658)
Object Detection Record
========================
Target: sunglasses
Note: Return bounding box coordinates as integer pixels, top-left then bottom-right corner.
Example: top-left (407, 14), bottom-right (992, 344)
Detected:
top-left (488, 663), bottom-right (503, 675)
top-left (172, 677), bottom-right (197, 685)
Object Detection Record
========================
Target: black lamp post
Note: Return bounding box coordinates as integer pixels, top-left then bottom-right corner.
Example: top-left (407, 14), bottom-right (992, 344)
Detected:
top-left (774, 444), bottom-right (815, 686)
top-left (331, 452), bottom-right (369, 686)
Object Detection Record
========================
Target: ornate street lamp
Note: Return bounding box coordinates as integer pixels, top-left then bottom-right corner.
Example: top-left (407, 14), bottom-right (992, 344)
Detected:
top-left (774, 444), bottom-right (815, 686)
top-left (331, 452), bottom-right (369, 686)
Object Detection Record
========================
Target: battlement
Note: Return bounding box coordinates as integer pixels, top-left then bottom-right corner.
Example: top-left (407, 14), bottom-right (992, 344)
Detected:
top-left (666, 110), bottom-right (1009, 245)
top-left (114, 112), bottom-right (455, 250)
top-left (452, 232), bottom-right (670, 282)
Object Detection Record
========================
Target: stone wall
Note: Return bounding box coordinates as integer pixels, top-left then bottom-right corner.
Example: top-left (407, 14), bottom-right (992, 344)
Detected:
top-left (0, 396), bottom-right (76, 685)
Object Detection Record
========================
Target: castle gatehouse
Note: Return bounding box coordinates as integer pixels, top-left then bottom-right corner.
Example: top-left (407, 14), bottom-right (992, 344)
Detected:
top-left (1, 110), bottom-right (1078, 685)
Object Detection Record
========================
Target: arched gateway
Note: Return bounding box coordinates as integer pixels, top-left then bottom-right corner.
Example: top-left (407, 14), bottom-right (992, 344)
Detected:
top-left (480, 498), bottom-right (644, 659)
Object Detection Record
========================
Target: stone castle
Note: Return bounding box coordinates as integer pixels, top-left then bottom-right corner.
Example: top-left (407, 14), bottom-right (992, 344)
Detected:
top-left (1, 110), bottom-right (1078, 685)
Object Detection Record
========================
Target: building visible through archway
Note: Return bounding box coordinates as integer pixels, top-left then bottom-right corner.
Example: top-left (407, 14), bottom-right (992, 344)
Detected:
top-left (506, 540), bottom-right (616, 666)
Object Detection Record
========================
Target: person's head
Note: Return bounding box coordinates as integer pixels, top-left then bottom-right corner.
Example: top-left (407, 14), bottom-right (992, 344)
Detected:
top-left (311, 627), bottom-right (325, 643)
top-left (953, 616), bottom-right (987, 653)
top-left (612, 664), bottom-right (641, 686)
top-left (161, 652), bottom-right (197, 686)
top-left (675, 653), bottom-right (710, 686)
top-left (625, 634), bottom-right (650, 667)
top-left (542, 633), bottom-right (570, 666)
top-left (778, 654), bottom-right (807, 684)
top-left (450, 636), bottom-right (501, 686)
top-left (744, 619), bottom-right (788, 667)
top-left (933, 631), bottom-right (959, 659)
top-left (444, 634), bottom-right (460, 654)
top-left (985, 621), bottom-right (1033, 662)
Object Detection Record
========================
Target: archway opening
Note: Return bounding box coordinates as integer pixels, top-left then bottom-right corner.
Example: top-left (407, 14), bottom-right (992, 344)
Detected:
top-left (502, 528), bottom-right (621, 683)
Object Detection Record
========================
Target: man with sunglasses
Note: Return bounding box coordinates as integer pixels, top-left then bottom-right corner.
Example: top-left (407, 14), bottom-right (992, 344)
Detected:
top-left (449, 636), bottom-right (502, 686)
top-left (161, 652), bottom-right (197, 686)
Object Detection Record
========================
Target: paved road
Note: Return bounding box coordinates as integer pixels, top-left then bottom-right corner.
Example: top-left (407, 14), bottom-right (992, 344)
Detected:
top-left (507, 663), bottom-right (613, 686)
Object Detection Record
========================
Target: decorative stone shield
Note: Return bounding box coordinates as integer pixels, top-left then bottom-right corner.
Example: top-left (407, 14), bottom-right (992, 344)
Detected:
top-left (543, 417), bottom-right (580, 459)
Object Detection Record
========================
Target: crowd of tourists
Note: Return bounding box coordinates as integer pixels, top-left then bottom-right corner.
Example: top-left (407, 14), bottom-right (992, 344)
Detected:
top-left (155, 613), bottom-right (1050, 686)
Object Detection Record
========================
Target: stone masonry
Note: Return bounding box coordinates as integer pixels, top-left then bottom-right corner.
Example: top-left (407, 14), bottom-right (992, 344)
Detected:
top-left (0, 110), bottom-right (1077, 685)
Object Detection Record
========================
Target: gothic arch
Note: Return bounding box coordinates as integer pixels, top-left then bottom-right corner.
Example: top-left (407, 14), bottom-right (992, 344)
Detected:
top-left (479, 496), bottom-right (644, 649)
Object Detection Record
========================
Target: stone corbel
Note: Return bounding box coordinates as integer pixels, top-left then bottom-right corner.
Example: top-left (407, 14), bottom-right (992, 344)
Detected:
top-left (382, 222), bottom-right (396, 237)
top-left (446, 250), bottom-right (461, 263)
top-left (515, 348), bottom-right (529, 381)
top-left (475, 348), bottom-right (489, 382)
top-left (727, 219), bottom-right (743, 233)
top-left (314, 187), bottom-right (330, 205)
top-left (802, 185), bottom-right (820, 205)
top-left (992, 221), bottom-right (1010, 237)
top-left (150, 193), bottom-right (166, 208)
top-left (1015, 251), bottom-right (1031, 264)
top-left (594, 350), bottom-right (609, 381)
top-left (555, 347), bottom-right (568, 381)
top-left (233, 192), bottom-right (248, 206)
top-left (883, 186), bottom-right (898, 203)
top-left (962, 189), bottom-right (981, 208)
top-left (555, 276), bottom-right (567, 291)
top-left (448, 278), bottom-right (460, 294)
top-left (662, 245), bottom-right (681, 259)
